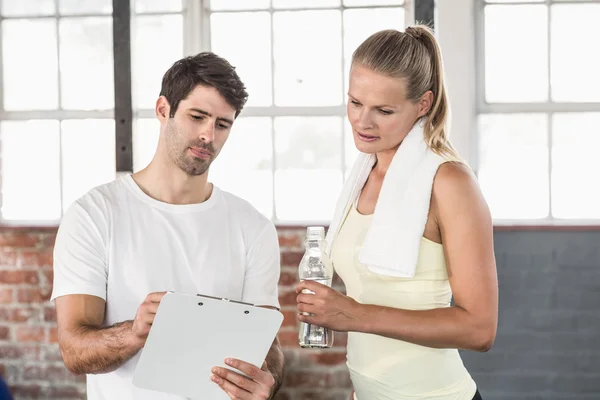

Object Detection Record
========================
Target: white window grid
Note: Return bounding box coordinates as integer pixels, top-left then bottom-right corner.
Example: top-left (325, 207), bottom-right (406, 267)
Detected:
top-left (0, 1), bottom-right (186, 225)
top-left (475, 0), bottom-right (600, 226)
top-left (183, 0), bottom-right (413, 225)
top-left (0, 0), bottom-right (114, 226)
top-left (0, 0), bottom-right (413, 225)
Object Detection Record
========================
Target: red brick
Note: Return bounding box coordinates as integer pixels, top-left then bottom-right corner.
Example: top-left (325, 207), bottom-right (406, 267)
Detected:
top-left (20, 249), bottom-right (53, 268)
top-left (41, 234), bottom-right (57, 248)
top-left (310, 351), bottom-right (347, 366)
top-left (0, 232), bottom-right (40, 248)
top-left (0, 326), bottom-right (9, 340)
top-left (16, 326), bottom-right (45, 343)
top-left (0, 344), bottom-right (39, 360)
top-left (42, 269), bottom-right (54, 285)
top-left (282, 310), bottom-right (298, 328)
top-left (0, 270), bottom-right (39, 284)
top-left (22, 365), bottom-right (43, 380)
top-left (43, 345), bottom-right (64, 362)
top-left (24, 364), bottom-right (74, 381)
top-left (284, 370), bottom-right (329, 388)
top-left (294, 390), bottom-right (351, 400)
top-left (0, 289), bottom-right (13, 304)
top-left (44, 306), bottom-right (57, 322)
top-left (17, 287), bottom-right (52, 303)
top-left (278, 330), bottom-right (299, 348)
top-left (278, 234), bottom-right (302, 249)
top-left (0, 306), bottom-right (38, 322)
top-left (48, 327), bottom-right (58, 343)
top-left (9, 384), bottom-right (42, 398)
top-left (279, 269), bottom-right (299, 287)
top-left (328, 369), bottom-right (352, 387)
top-left (45, 385), bottom-right (84, 399)
top-left (281, 251), bottom-right (304, 267)
top-left (0, 250), bottom-right (18, 266)
top-left (278, 290), bottom-right (298, 307)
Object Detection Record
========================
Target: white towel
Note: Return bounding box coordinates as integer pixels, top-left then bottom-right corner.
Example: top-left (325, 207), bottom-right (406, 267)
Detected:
top-left (325, 119), bottom-right (446, 278)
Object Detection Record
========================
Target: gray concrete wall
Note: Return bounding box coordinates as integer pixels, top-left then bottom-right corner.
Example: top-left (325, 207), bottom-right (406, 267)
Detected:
top-left (462, 230), bottom-right (600, 399)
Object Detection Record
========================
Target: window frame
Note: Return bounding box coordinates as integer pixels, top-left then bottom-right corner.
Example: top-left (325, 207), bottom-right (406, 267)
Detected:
top-left (0, 0), bottom-right (116, 226)
top-left (474, 0), bottom-right (600, 226)
top-left (201, 0), bottom-right (412, 226)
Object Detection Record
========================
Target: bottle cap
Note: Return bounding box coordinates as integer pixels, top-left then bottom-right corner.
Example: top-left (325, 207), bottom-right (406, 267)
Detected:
top-left (306, 226), bottom-right (325, 240)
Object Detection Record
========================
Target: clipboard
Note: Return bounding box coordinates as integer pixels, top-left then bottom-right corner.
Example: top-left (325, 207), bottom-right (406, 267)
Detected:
top-left (132, 292), bottom-right (284, 399)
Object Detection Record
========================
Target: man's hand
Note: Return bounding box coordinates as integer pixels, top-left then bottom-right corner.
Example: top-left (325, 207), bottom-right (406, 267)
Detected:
top-left (131, 292), bottom-right (167, 344)
top-left (211, 358), bottom-right (276, 400)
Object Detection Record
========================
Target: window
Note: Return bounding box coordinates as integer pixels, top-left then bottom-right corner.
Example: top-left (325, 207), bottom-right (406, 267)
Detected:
top-left (208, 0), bottom-right (406, 222)
top-left (0, 0), bottom-right (406, 224)
top-left (131, 0), bottom-right (185, 172)
top-left (477, 0), bottom-right (600, 223)
top-left (0, 0), bottom-right (115, 223)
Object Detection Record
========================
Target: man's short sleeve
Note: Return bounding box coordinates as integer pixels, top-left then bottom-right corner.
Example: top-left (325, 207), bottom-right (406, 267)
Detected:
top-left (50, 200), bottom-right (108, 302)
top-left (242, 222), bottom-right (281, 309)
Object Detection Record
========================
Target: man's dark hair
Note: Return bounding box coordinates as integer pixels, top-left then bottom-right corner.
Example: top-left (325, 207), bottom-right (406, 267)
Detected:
top-left (159, 52), bottom-right (248, 118)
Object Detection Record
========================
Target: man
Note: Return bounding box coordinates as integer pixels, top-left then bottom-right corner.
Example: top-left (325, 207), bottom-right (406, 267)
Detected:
top-left (51, 52), bottom-right (284, 400)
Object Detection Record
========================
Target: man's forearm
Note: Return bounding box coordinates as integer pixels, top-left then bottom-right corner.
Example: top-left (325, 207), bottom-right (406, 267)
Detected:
top-left (61, 320), bottom-right (143, 375)
top-left (266, 338), bottom-right (285, 398)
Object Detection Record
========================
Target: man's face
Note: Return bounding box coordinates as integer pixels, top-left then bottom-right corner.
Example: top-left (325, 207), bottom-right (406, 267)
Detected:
top-left (161, 85), bottom-right (236, 176)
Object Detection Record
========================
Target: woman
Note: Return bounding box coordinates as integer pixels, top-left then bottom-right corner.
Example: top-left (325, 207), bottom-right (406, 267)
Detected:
top-left (296, 25), bottom-right (498, 400)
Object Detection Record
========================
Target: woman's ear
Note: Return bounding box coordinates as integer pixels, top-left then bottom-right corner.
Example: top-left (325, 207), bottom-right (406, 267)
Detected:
top-left (418, 90), bottom-right (434, 118)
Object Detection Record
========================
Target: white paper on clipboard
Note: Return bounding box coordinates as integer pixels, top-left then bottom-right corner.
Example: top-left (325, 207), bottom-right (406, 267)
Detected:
top-left (132, 292), bottom-right (284, 399)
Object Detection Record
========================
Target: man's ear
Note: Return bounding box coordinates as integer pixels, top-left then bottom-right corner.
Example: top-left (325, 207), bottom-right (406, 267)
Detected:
top-left (156, 96), bottom-right (170, 121)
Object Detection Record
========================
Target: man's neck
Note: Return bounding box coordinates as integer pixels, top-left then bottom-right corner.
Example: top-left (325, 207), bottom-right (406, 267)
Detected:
top-left (132, 159), bottom-right (213, 205)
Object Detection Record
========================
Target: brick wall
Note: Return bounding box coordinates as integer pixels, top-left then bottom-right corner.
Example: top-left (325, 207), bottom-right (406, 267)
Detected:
top-left (0, 227), bottom-right (352, 400)
top-left (2, 227), bottom-right (599, 400)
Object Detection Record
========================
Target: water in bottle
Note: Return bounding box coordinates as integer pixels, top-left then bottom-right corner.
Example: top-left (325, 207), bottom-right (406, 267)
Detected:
top-left (298, 226), bottom-right (334, 348)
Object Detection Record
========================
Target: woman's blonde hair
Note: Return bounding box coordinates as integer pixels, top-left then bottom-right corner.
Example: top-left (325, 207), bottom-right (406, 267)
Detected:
top-left (351, 25), bottom-right (462, 162)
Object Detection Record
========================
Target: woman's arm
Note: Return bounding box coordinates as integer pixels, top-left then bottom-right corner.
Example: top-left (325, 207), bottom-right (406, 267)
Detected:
top-left (296, 163), bottom-right (498, 352)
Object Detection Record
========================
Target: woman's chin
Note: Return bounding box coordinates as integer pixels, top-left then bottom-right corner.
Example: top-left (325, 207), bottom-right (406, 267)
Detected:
top-left (354, 140), bottom-right (379, 154)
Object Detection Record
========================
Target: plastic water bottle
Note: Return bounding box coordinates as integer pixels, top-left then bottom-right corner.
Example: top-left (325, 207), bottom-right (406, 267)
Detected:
top-left (298, 226), bottom-right (334, 348)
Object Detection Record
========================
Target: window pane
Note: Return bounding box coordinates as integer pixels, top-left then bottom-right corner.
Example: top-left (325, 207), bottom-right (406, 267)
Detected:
top-left (1, 121), bottom-right (61, 221)
top-left (59, 0), bottom-right (111, 15)
top-left (135, 0), bottom-right (182, 13)
top-left (274, 0), bottom-right (340, 8)
top-left (210, 0), bottom-right (269, 11)
top-left (2, 19), bottom-right (58, 110)
top-left (133, 118), bottom-right (160, 172)
top-left (551, 4), bottom-right (600, 102)
top-left (275, 117), bottom-right (342, 221)
top-left (344, 119), bottom-right (360, 180)
top-left (343, 7), bottom-right (405, 95)
top-left (484, 5), bottom-right (548, 102)
top-left (1, 0), bottom-right (55, 16)
top-left (211, 117), bottom-right (273, 219)
top-left (59, 17), bottom-right (114, 110)
top-left (478, 114), bottom-right (549, 220)
top-left (485, 0), bottom-right (543, 2)
top-left (344, 0), bottom-right (403, 6)
top-left (61, 120), bottom-right (116, 211)
top-left (273, 11), bottom-right (342, 106)
top-left (552, 113), bottom-right (600, 219)
top-left (211, 12), bottom-right (272, 106)
top-left (132, 15), bottom-right (183, 109)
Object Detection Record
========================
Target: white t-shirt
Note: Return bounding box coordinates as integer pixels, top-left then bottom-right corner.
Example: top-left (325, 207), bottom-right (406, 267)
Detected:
top-left (51, 175), bottom-right (281, 400)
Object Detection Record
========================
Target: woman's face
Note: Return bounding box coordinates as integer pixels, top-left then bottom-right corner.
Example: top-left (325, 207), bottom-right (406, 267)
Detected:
top-left (347, 64), bottom-right (431, 154)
